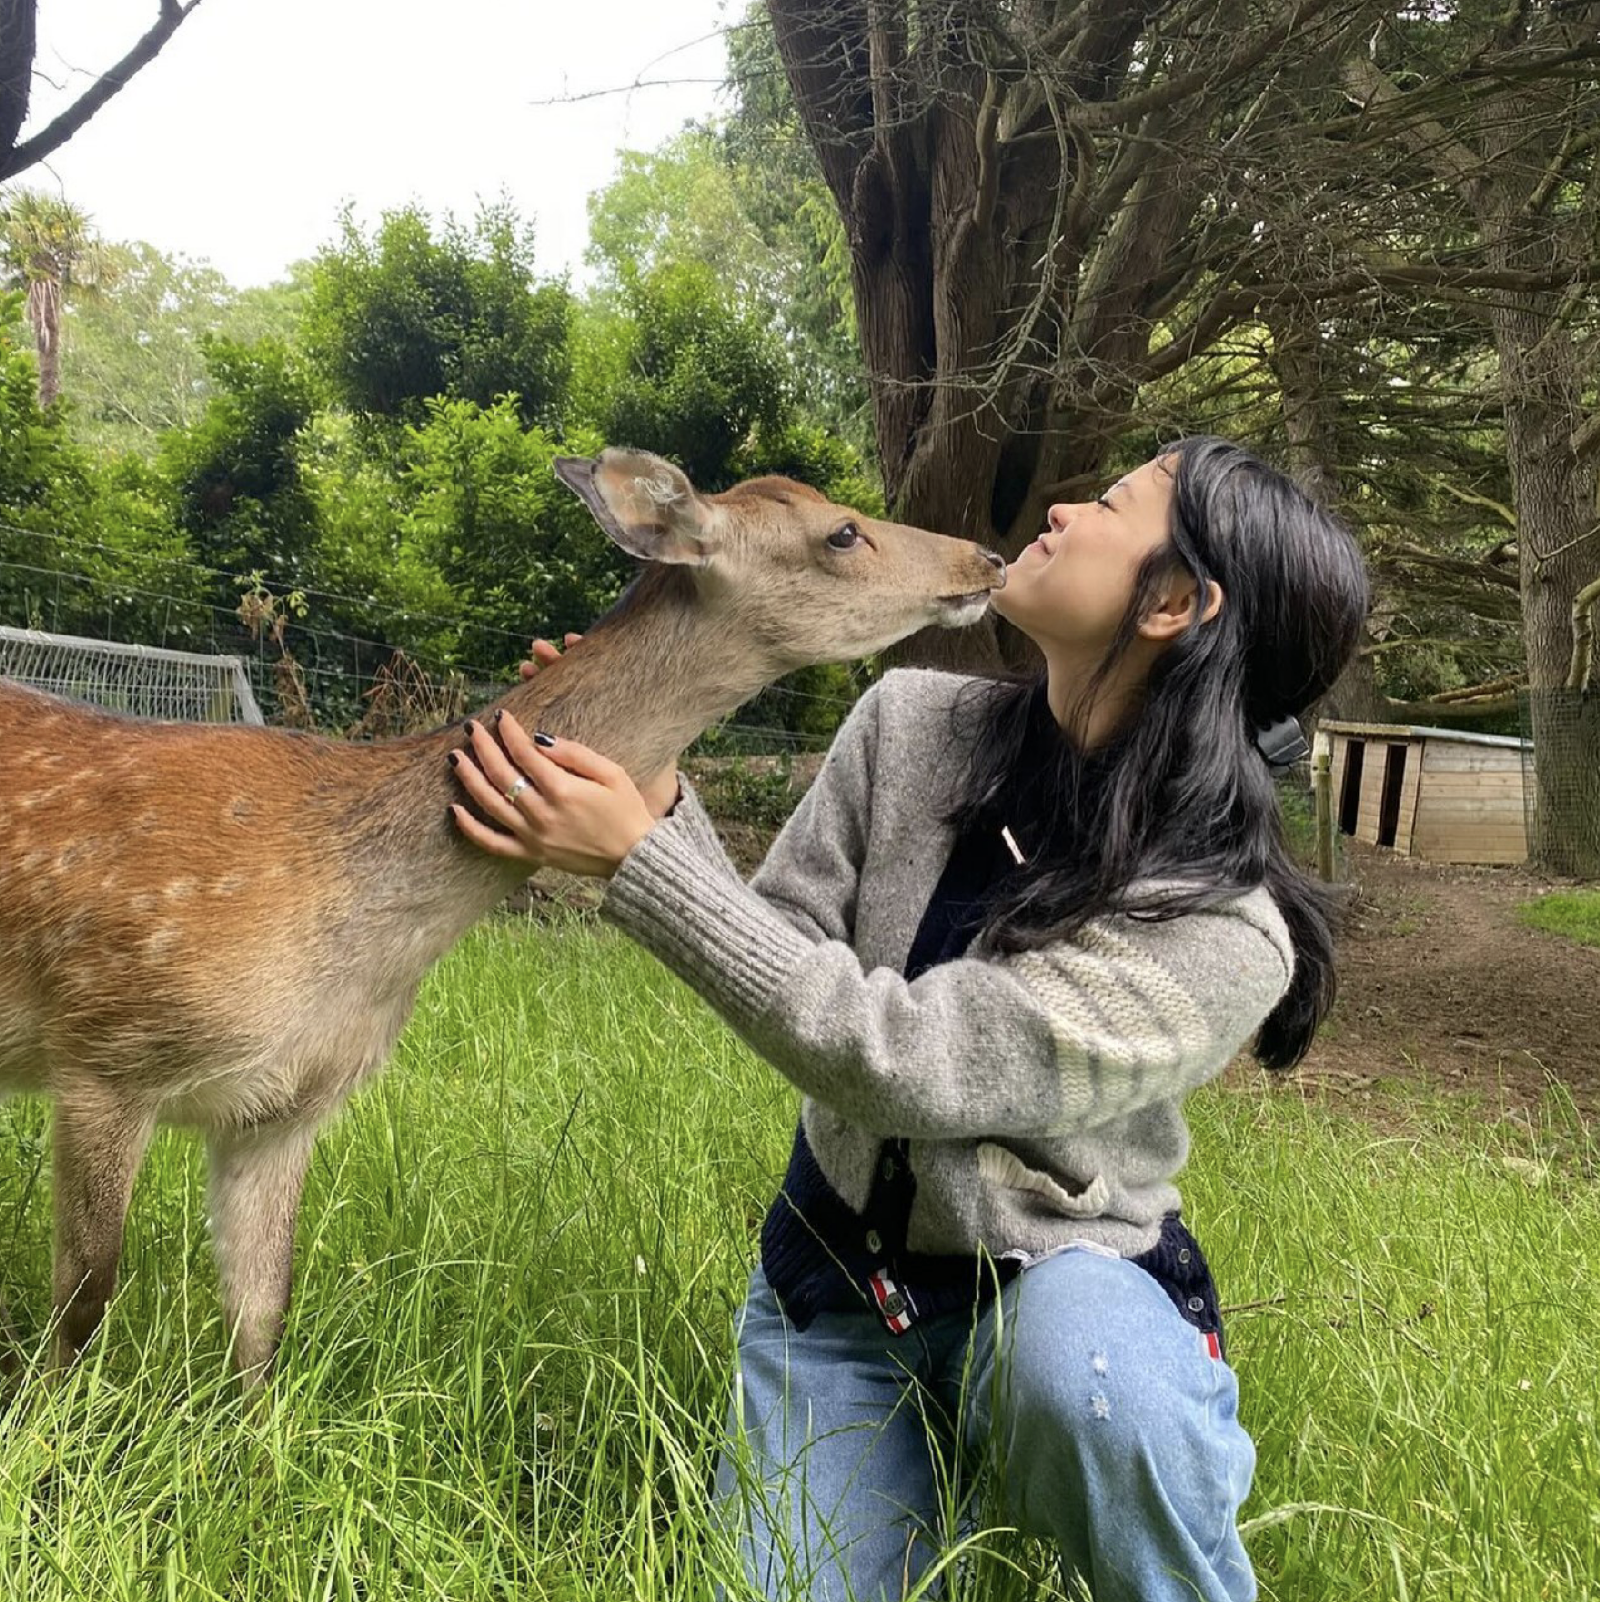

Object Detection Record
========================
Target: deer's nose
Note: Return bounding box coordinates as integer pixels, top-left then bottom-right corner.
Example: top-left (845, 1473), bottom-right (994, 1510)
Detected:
top-left (981, 550), bottom-right (1007, 584)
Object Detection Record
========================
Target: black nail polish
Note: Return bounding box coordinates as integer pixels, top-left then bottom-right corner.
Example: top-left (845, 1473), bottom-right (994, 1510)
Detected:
top-left (533, 731), bottom-right (556, 748)
top-left (448, 750), bottom-right (460, 767)
top-left (493, 708), bottom-right (504, 725)
top-left (464, 719), bottom-right (477, 736)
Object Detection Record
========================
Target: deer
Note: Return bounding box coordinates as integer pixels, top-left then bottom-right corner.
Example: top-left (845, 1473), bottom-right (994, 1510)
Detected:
top-left (0, 447), bottom-right (1005, 1383)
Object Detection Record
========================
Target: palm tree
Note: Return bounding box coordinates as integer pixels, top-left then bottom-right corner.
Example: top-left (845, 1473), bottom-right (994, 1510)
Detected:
top-left (0, 188), bottom-right (115, 407)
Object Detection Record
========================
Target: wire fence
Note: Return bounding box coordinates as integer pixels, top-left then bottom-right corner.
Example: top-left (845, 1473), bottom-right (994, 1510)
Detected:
top-left (0, 625), bottom-right (264, 724)
top-left (1520, 688), bottom-right (1600, 879)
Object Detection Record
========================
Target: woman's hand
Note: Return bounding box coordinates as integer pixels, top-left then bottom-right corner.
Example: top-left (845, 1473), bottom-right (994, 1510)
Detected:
top-left (516, 635), bottom-right (680, 819)
top-left (449, 710), bottom-right (657, 878)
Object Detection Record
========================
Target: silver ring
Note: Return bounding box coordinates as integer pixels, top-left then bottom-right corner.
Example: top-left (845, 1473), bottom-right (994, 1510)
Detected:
top-left (504, 775), bottom-right (531, 804)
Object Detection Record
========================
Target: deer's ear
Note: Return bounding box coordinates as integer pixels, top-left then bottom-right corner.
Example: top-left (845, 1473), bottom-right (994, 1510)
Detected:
top-left (553, 450), bottom-right (721, 565)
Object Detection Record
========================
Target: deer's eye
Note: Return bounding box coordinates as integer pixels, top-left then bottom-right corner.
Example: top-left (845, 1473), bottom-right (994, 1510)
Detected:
top-left (827, 523), bottom-right (862, 550)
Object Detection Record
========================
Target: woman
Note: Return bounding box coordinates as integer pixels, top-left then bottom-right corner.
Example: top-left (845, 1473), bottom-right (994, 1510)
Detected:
top-left (449, 437), bottom-right (1369, 1601)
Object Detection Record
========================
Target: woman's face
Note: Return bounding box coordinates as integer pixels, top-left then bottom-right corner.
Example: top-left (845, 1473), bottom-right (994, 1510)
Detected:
top-left (993, 455), bottom-right (1182, 654)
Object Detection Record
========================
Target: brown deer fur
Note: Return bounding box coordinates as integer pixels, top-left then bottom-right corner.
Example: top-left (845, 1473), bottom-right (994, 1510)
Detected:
top-left (0, 448), bottom-right (1003, 1380)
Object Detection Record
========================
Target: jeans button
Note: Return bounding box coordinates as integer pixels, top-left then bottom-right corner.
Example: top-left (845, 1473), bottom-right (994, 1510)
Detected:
top-left (865, 1230), bottom-right (884, 1255)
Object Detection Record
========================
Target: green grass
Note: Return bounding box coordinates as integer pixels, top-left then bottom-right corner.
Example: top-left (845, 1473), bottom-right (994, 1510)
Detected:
top-left (3, 919), bottom-right (1597, 1600)
top-left (1519, 888), bottom-right (1600, 948)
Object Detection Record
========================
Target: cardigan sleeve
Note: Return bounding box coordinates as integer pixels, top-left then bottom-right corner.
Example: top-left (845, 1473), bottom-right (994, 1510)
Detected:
top-left (629, 677), bottom-right (883, 947)
top-left (601, 744), bottom-right (1294, 1139)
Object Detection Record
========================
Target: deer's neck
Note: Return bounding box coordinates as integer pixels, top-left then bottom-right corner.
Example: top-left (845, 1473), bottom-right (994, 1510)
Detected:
top-left (343, 569), bottom-right (776, 947)
top-left (486, 572), bottom-right (774, 781)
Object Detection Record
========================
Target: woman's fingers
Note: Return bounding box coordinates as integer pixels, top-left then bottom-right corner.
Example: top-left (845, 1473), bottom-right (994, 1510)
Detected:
top-left (465, 719), bottom-right (536, 809)
top-left (449, 747), bottom-right (529, 836)
top-left (449, 805), bottom-right (531, 860)
top-left (505, 716), bottom-right (626, 789)
top-left (519, 636), bottom-right (575, 681)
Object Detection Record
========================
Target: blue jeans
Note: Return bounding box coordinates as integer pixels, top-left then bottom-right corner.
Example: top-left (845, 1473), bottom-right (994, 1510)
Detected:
top-left (715, 1248), bottom-right (1257, 1601)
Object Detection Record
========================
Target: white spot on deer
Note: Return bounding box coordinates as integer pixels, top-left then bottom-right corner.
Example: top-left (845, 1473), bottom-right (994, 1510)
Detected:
top-left (163, 879), bottom-right (197, 901)
top-left (144, 926), bottom-right (178, 956)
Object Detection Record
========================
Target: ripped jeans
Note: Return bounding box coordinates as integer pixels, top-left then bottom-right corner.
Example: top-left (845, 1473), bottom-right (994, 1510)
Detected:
top-left (715, 1248), bottom-right (1258, 1601)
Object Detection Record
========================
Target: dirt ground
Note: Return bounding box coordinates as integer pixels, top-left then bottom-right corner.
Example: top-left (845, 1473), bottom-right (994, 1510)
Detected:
top-left (1294, 841), bottom-right (1600, 1119)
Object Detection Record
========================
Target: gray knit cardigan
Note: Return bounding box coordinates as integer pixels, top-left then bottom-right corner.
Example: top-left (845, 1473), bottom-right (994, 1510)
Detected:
top-left (601, 668), bottom-right (1294, 1264)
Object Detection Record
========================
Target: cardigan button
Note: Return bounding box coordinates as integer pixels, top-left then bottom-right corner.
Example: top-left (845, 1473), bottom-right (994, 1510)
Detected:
top-left (1187, 1296), bottom-right (1206, 1314)
top-left (881, 1291), bottom-right (907, 1318)
top-left (1178, 1248), bottom-right (1193, 1265)
top-left (865, 1230), bottom-right (884, 1254)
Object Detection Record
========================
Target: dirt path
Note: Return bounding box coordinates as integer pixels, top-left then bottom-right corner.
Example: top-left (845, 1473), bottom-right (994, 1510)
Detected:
top-left (1296, 842), bottom-right (1600, 1117)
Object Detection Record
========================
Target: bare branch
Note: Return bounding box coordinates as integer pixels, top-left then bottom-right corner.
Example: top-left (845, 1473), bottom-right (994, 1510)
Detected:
top-left (1385, 540), bottom-right (1523, 593)
top-left (1340, 49), bottom-right (1486, 199)
top-left (1060, 0), bottom-right (1350, 131)
top-left (1, 0), bottom-right (204, 183)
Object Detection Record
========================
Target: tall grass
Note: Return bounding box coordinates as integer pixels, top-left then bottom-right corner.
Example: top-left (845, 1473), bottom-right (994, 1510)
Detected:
top-left (2, 918), bottom-right (1596, 1599)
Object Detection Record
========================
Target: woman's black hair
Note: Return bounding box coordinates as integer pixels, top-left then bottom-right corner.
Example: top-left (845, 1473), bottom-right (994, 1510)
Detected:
top-left (950, 435), bottom-right (1370, 1069)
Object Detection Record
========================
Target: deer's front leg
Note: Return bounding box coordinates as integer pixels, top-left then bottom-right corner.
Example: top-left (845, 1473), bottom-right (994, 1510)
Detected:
top-left (206, 1122), bottom-right (316, 1383)
top-left (51, 1092), bottom-right (155, 1366)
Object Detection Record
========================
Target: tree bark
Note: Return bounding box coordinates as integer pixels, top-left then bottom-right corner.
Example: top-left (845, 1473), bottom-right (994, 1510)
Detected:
top-left (0, 0), bottom-right (37, 161)
top-left (26, 272), bottom-right (59, 407)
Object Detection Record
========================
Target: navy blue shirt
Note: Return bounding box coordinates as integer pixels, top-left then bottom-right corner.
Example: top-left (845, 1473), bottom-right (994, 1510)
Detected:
top-left (758, 686), bottom-right (1228, 1351)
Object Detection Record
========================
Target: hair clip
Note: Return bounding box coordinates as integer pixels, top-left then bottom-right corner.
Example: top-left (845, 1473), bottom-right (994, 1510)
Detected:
top-left (1255, 715), bottom-right (1309, 768)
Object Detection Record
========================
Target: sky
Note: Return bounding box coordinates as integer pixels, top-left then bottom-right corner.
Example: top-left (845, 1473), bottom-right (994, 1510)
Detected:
top-left (20, 0), bottom-right (735, 288)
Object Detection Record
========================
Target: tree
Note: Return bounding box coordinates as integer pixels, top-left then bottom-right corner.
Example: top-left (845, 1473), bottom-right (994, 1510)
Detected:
top-left (0, 187), bottom-right (115, 406)
top-left (600, 260), bottom-right (790, 491)
top-left (1, 0), bottom-right (203, 182)
top-left (760, 0), bottom-right (1388, 668)
top-left (397, 399), bottom-right (626, 671)
top-left (1330, 3), bottom-right (1600, 871)
top-left (160, 336), bottom-right (322, 587)
top-left (59, 242), bottom-right (308, 453)
top-left (303, 202), bottom-right (573, 431)
top-left (0, 292), bottom-right (205, 641)
top-left (588, 120), bottom-right (869, 450)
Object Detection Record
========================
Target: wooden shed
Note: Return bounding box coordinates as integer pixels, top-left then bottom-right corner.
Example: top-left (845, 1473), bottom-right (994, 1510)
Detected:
top-left (1319, 720), bottom-right (1532, 865)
